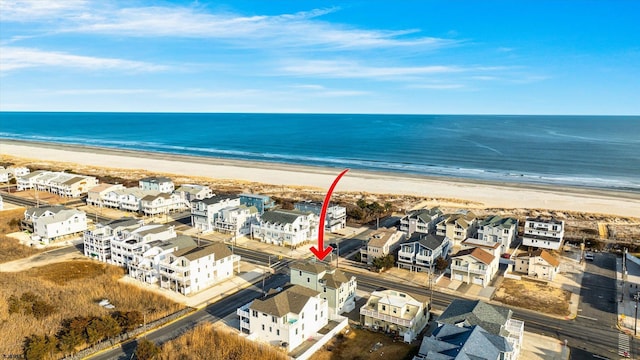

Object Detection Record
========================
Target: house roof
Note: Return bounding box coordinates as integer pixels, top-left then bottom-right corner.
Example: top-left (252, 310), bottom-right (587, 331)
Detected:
top-left (405, 233), bottom-right (447, 250)
top-left (133, 224), bottom-right (173, 237)
top-left (437, 299), bottom-right (512, 336)
top-left (451, 247), bottom-right (495, 265)
top-left (25, 205), bottom-right (67, 217)
top-left (173, 243), bottom-right (233, 261)
top-left (406, 208), bottom-right (442, 222)
top-left (61, 176), bottom-right (90, 186)
top-left (478, 215), bottom-right (518, 229)
top-left (290, 261), bottom-right (353, 289)
top-left (461, 238), bottom-right (501, 250)
top-left (367, 227), bottom-right (399, 248)
top-left (158, 235), bottom-right (196, 251)
top-left (88, 183), bottom-right (120, 193)
top-left (321, 269), bottom-right (351, 289)
top-left (518, 249), bottom-right (560, 267)
top-left (418, 324), bottom-right (512, 360)
top-left (38, 209), bottom-right (85, 225)
top-left (261, 209), bottom-right (308, 224)
top-left (102, 217), bottom-right (141, 229)
top-left (250, 284), bottom-right (319, 317)
top-left (141, 192), bottom-right (171, 201)
top-left (140, 176), bottom-right (172, 183)
top-left (525, 216), bottom-right (563, 226)
top-left (290, 261), bottom-right (327, 275)
top-left (442, 210), bottom-right (477, 228)
top-left (194, 194), bottom-right (238, 205)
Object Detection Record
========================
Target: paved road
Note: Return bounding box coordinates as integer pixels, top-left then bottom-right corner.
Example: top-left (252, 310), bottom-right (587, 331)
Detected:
top-left (88, 274), bottom-right (289, 360)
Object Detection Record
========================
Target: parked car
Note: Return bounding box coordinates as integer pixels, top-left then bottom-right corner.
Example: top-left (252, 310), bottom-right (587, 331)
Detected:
top-left (501, 253), bottom-right (512, 259)
top-left (585, 252), bottom-right (594, 261)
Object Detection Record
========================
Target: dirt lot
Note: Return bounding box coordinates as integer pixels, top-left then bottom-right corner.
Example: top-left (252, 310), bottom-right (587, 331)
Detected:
top-left (309, 327), bottom-right (417, 360)
top-left (493, 278), bottom-right (571, 316)
top-left (0, 208), bottom-right (44, 263)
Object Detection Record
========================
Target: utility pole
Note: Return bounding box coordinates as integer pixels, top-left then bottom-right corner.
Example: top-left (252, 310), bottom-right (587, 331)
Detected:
top-left (634, 292), bottom-right (640, 336)
top-left (429, 261), bottom-right (434, 308)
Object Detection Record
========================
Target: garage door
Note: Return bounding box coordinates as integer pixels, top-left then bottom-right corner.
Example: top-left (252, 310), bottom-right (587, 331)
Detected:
top-left (473, 276), bottom-right (484, 286)
top-left (453, 273), bottom-right (463, 281)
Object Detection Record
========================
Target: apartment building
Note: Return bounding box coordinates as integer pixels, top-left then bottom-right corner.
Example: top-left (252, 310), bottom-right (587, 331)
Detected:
top-left (251, 209), bottom-right (319, 247)
top-left (86, 183), bottom-right (126, 207)
top-left (239, 193), bottom-right (275, 214)
top-left (476, 215), bottom-right (518, 254)
top-left (190, 195), bottom-right (241, 232)
top-left (17, 170), bottom-right (98, 197)
top-left (397, 233), bottom-right (450, 272)
top-left (435, 210), bottom-right (478, 248)
top-left (139, 176), bottom-right (174, 193)
top-left (400, 208), bottom-right (443, 236)
top-left (294, 200), bottom-right (347, 232)
top-left (109, 223), bottom-right (177, 267)
top-left (360, 227), bottom-right (405, 265)
top-left (127, 235), bottom-right (197, 285)
top-left (83, 217), bottom-right (143, 262)
top-left (290, 261), bottom-right (357, 318)
top-left (23, 206), bottom-right (87, 245)
top-left (213, 205), bottom-right (259, 236)
top-left (522, 217), bottom-right (565, 250)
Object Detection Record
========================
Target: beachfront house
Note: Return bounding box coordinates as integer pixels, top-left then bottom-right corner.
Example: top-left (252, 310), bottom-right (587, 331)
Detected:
top-left (251, 209), bottom-right (319, 247)
top-left (449, 247), bottom-right (498, 287)
top-left (16, 170), bottom-right (98, 197)
top-left (460, 237), bottom-right (502, 260)
top-left (237, 284), bottom-right (332, 352)
top-left (109, 223), bottom-right (177, 267)
top-left (294, 200), bottom-right (347, 232)
top-left (290, 261), bottom-right (357, 318)
top-left (413, 324), bottom-right (514, 360)
top-left (360, 227), bottom-right (405, 265)
top-left (239, 193), bottom-right (275, 215)
top-left (400, 208), bottom-right (443, 236)
top-left (476, 215), bottom-right (518, 254)
top-left (435, 210), bottom-right (478, 248)
top-left (86, 183), bottom-right (126, 207)
top-left (360, 289), bottom-right (429, 342)
top-left (515, 249), bottom-right (560, 280)
top-left (434, 299), bottom-right (524, 359)
top-left (190, 195), bottom-right (241, 233)
top-left (1, 166), bottom-right (30, 182)
top-left (159, 243), bottom-right (239, 295)
top-left (83, 217), bottom-right (143, 262)
top-left (213, 205), bottom-right (259, 236)
top-left (139, 176), bottom-right (174, 193)
top-left (0, 168), bottom-right (10, 183)
top-left (174, 184), bottom-right (213, 207)
top-left (522, 217), bottom-right (565, 251)
top-left (127, 235), bottom-right (197, 285)
top-left (397, 233), bottom-right (450, 272)
top-left (23, 205), bottom-right (87, 245)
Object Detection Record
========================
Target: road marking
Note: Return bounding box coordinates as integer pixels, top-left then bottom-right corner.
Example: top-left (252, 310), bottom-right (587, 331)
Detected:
top-left (618, 332), bottom-right (631, 358)
top-left (576, 315), bottom-right (598, 321)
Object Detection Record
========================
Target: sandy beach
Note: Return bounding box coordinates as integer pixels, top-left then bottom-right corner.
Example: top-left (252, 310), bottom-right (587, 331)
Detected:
top-left (1, 140), bottom-right (640, 218)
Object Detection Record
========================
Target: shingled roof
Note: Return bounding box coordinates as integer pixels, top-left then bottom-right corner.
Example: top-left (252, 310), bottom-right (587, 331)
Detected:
top-left (518, 249), bottom-right (560, 267)
top-left (405, 233), bottom-right (447, 250)
top-left (437, 299), bottom-right (512, 336)
top-left (418, 324), bottom-right (512, 360)
top-left (172, 243), bottom-right (233, 261)
top-left (250, 284), bottom-right (319, 317)
top-left (261, 209), bottom-right (308, 224)
top-left (451, 247), bottom-right (495, 265)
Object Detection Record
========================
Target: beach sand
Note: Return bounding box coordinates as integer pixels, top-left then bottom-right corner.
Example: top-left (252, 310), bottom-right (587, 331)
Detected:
top-left (1, 140), bottom-right (640, 218)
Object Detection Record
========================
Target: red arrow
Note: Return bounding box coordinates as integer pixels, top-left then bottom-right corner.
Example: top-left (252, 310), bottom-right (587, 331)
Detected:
top-left (310, 168), bottom-right (349, 260)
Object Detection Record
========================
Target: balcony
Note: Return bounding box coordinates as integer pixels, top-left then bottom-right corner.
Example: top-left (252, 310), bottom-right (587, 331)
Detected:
top-left (450, 264), bottom-right (489, 276)
top-left (360, 308), bottom-right (414, 328)
top-left (398, 250), bottom-right (415, 261)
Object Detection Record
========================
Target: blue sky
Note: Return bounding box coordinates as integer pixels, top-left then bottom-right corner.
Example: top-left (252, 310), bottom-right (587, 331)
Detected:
top-left (0, 0), bottom-right (638, 114)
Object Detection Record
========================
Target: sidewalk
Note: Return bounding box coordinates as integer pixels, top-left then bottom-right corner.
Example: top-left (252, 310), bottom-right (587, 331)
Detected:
top-left (617, 254), bottom-right (640, 336)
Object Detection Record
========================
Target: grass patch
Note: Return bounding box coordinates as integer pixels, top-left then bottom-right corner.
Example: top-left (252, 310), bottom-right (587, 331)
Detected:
top-left (0, 208), bottom-right (44, 263)
top-left (159, 323), bottom-right (288, 360)
top-left (310, 327), bottom-right (417, 360)
top-left (493, 278), bottom-right (571, 316)
top-left (0, 260), bottom-right (184, 357)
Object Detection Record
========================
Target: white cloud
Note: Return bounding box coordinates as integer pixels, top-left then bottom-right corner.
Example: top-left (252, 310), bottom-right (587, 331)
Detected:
top-left (280, 60), bottom-right (466, 79)
top-left (0, 47), bottom-right (167, 73)
top-left (0, 0), bottom-right (88, 21)
top-left (409, 84), bottom-right (466, 89)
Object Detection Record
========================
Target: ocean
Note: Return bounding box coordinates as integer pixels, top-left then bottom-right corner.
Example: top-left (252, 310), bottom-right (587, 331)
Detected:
top-left (1, 112), bottom-right (639, 191)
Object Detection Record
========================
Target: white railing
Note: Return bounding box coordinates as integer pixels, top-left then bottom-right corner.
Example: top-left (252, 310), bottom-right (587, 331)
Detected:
top-left (360, 308), bottom-right (413, 327)
top-left (450, 265), bottom-right (488, 276)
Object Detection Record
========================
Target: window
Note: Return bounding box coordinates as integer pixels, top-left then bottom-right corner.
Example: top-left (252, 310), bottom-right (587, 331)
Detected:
top-left (299, 270), bottom-right (302, 276)
top-left (269, 326), bottom-right (272, 333)
top-left (261, 324), bottom-right (265, 331)
top-left (307, 277), bottom-right (310, 283)
top-left (277, 329), bottom-right (280, 336)
top-left (381, 305), bottom-right (386, 311)
top-left (272, 316), bottom-right (277, 323)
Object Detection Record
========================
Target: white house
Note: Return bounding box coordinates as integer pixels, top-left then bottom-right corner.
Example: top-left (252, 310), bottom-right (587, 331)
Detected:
top-left (11, 167), bottom-right (30, 177)
top-left (0, 168), bottom-right (10, 183)
top-left (436, 210), bottom-right (478, 248)
top-left (400, 208), bottom-right (443, 236)
top-left (237, 284), bottom-right (330, 351)
top-left (109, 223), bottom-right (177, 267)
top-left (126, 235), bottom-right (197, 285)
top-left (450, 247), bottom-right (498, 287)
top-left (360, 227), bottom-right (405, 265)
top-left (515, 249), bottom-right (560, 280)
top-left (17, 170), bottom-right (98, 197)
top-left (83, 217), bottom-right (143, 262)
top-left (86, 183), bottom-right (126, 207)
top-left (290, 261), bottom-right (357, 318)
top-left (140, 192), bottom-right (185, 216)
top-left (24, 206), bottom-right (87, 245)
top-left (158, 242), bottom-right (239, 295)
top-left (523, 217), bottom-right (565, 250)
top-left (213, 205), bottom-right (259, 236)
top-left (476, 215), bottom-right (518, 254)
top-left (16, 170), bottom-right (46, 191)
top-left (397, 233), bottom-right (450, 272)
top-left (139, 176), bottom-right (174, 193)
top-left (251, 209), bottom-right (319, 247)
top-left (360, 289), bottom-right (429, 342)
top-left (460, 237), bottom-right (502, 260)
top-left (294, 200), bottom-right (347, 232)
top-left (174, 184), bottom-right (213, 207)
top-left (190, 195), bottom-right (241, 232)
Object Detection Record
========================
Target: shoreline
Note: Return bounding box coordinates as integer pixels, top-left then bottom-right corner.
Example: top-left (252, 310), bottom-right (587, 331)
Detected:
top-left (2, 139), bottom-right (640, 218)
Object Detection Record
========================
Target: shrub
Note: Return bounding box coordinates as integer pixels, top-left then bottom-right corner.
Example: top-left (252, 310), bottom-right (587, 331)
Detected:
top-left (136, 338), bottom-right (161, 360)
top-left (23, 334), bottom-right (56, 360)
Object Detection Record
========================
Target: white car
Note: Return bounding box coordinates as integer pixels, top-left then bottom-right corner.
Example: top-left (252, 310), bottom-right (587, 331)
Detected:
top-left (584, 252), bottom-right (594, 261)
